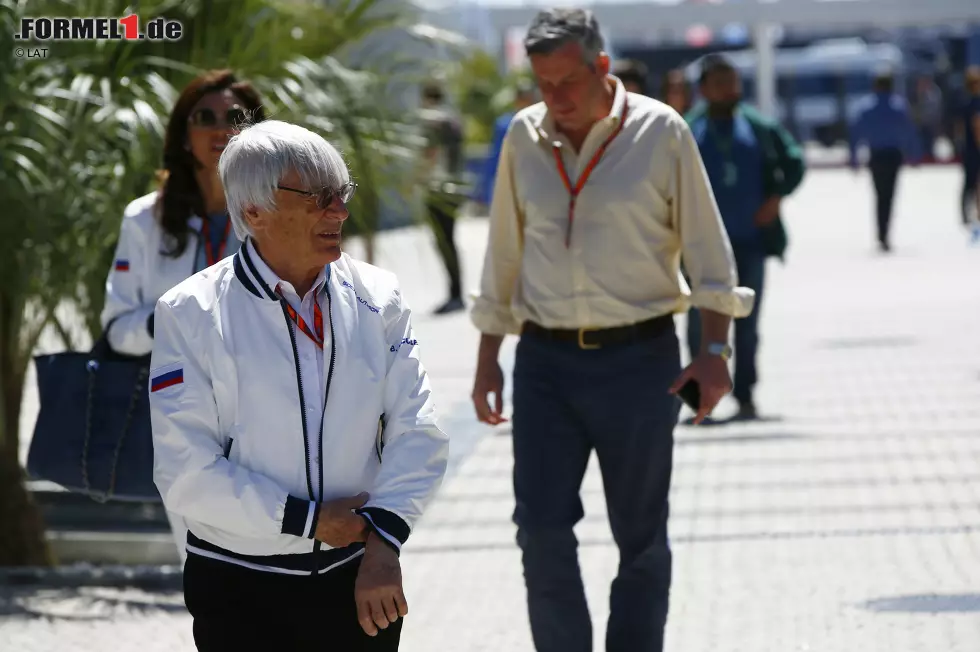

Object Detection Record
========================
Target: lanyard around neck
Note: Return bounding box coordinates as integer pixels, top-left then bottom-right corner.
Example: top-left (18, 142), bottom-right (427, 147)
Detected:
top-left (201, 216), bottom-right (232, 267)
top-left (551, 100), bottom-right (629, 248)
top-left (277, 284), bottom-right (324, 350)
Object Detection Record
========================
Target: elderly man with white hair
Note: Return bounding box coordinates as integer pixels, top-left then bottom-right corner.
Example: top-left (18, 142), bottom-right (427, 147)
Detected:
top-left (148, 119), bottom-right (449, 651)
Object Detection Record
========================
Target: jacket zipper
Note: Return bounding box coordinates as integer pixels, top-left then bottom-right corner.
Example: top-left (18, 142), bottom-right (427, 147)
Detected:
top-left (279, 302), bottom-right (316, 509)
top-left (312, 283), bottom-right (337, 572)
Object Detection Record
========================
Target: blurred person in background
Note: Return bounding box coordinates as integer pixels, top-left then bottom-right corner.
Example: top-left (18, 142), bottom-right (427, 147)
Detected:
top-left (686, 54), bottom-right (806, 421)
top-left (419, 80), bottom-right (468, 315)
top-left (912, 74), bottom-right (943, 163)
top-left (960, 66), bottom-right (980, 227)
top-left (476, 79), bottom-right (538, 208)
top-left (611, 58), bottom-right (649, 95)
top-left (848, 71), bottom-right (921, 253)
top-left (101, 69), bottom-right (266, 563)
top-left (470, 9), bottom-right (754, 652)
top-left (662, 68), bottom-right (693, 116)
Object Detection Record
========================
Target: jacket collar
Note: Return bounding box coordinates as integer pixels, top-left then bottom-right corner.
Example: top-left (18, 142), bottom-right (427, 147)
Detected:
top-left (234, 237), bottom-right (342, 300)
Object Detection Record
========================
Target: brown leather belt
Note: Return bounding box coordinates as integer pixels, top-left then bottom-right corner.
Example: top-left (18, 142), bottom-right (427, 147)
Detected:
top-left (521, 314), bottom-right (674, 350)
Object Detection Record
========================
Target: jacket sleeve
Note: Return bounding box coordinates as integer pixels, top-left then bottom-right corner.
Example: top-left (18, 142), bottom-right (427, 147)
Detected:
top-left (101, 207), bottom-right (155, 355)
top-left (357, 285), bottom-right (449, 553)
top-left (770, 120), bottom-right (806, 197)
top-left (150, 297), bottom-right (320, 542)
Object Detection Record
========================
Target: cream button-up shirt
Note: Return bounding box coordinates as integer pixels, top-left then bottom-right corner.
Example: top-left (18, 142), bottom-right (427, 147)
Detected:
top-left (470, 77), bottom-right (756, 336)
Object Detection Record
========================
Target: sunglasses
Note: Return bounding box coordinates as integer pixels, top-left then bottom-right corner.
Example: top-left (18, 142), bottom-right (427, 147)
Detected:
top-left (277, 181), bottom-right (357, 208)
top-left (189, 106), bottom-right (248, 129)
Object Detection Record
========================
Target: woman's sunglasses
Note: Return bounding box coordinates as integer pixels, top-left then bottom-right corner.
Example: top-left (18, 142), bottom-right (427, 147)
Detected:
top-left (277, 181), bottom-right (357, 209)
top-left (189, 106), bottom-right (248, 129)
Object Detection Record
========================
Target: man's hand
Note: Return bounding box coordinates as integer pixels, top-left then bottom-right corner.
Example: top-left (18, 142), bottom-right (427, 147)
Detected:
top-left (754, 196), bottom-right (781, 226)
top-left (472, 360), bottom-right (508, 425)
top-left (669, 353), bottom-right (733, 424)
top-left (355, 533), bottom-right (408, 637)
top-left (314, 492), bottom-right (370, 548)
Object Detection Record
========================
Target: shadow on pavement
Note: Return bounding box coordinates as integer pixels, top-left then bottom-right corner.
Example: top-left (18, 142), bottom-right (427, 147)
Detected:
top-left (676, 431), bottom-right (808, 446)
top-left (0, 586), bottom-right (186, 620)
top-left (861, 593), bottom-right (980, 614)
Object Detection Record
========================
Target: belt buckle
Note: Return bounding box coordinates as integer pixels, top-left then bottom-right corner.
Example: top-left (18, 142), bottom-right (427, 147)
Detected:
top-left (577, 327), bottom-right (600, 350)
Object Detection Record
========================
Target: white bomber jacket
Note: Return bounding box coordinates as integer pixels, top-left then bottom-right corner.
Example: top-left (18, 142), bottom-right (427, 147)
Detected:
top-left (102, 191), bottom-right (243, 356)
top-left (149, 241), bottom-right (449, 575)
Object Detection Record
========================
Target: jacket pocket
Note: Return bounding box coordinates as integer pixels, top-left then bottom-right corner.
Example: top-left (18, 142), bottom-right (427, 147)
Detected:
top-left (375, 414), bottom-right (385, 463)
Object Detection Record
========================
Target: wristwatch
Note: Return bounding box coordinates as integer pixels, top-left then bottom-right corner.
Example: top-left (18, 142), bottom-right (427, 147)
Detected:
top-left (706, 342), bottom-right (732, 361)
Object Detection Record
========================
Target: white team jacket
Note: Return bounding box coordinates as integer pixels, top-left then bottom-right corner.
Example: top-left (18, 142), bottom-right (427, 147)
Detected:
top-left (101, 191), bottom-right (243, 356)
top-left (149, 242), bottom-right (449, 575)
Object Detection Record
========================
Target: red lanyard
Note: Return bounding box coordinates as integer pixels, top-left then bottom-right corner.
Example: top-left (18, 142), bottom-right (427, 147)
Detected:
top-left (201, 217), bottom-right (232, 267)
top-left (277, 284), bottom-right (324, 349)
top-left (551, 100), bottom-right (629, 247)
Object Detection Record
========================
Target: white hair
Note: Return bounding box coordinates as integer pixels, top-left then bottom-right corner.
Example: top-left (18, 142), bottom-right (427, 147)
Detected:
top-left (218, 120), bottom-right (351, 240)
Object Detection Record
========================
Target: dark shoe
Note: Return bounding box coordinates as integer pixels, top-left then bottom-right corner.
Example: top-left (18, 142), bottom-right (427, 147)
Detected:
top-left (878, 240), bottom-right (891, 253)
top-left (434, 297), bottom-right (464, 315)
top-left (731, 401), bottom-right (758, 421)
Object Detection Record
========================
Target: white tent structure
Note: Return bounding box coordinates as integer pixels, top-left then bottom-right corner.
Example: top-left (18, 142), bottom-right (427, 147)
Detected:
top-left (435, 0), bottom-right (980, 117)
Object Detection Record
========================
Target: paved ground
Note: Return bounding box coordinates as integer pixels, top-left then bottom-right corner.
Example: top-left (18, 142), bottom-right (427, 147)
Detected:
top-left (4, 167), bottom-right (980, 651)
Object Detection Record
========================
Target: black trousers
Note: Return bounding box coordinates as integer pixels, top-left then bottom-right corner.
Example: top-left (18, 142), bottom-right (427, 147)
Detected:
top-left (868, 148), bottom-right (903, 245)
top-left (183, 553), bottom-right (403, 651)
top-left (426, 192), bottom-right (462, 301)
top-left (963, 161), bottom-right (978, 224)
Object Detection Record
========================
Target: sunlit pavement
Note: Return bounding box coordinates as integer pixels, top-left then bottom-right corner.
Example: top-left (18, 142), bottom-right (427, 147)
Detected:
top-left (4, 167), bottom-right (980, 651)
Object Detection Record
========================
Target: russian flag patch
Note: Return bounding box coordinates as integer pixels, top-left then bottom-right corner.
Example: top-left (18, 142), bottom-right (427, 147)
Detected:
top-left (114, 259), bottom-right (130, 271)
top-left (151, 367), bottom-right (184, 392)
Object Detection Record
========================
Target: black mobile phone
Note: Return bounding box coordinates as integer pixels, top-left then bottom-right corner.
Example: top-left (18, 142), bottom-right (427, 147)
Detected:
top-left (677, 379), bottom-right (701, 412)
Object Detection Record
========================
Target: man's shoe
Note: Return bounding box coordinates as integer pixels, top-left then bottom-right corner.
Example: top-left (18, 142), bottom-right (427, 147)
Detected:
top-left (878, 240), bottom-right (891, 253)
top-left (434, 297), bottom-right (465, 315)
top-left (732, 401), bottom-right (758, 421)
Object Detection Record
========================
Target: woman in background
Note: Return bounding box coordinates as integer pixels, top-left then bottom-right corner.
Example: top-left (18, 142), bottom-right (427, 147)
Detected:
top-left (101, 69), bottom-right (266, 562)
top-left (662, 68), bottom-right (693, 116)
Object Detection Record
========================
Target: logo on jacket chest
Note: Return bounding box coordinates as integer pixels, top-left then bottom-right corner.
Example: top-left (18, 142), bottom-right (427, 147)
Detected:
top-left (340, 279), bottom-right (380, 314)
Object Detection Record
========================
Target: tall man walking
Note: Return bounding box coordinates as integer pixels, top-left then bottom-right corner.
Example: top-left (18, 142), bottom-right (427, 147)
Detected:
top-left (848, 71), bottom-right (921, 252)
top-left (469, 9), bottom-right (754, 652)
top-left (685, 54), bottom-right (806, 420)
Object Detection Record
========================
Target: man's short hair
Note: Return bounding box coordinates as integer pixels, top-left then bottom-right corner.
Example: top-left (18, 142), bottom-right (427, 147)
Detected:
top-left (524, 8), bottom-right (604, 62)
top-left (873, 71), bottom-right (895, 94)
top-left (699, 53), bottom-right (737, 85)
top-left (219, 120), bottom-right (350, 240)
top-left (612, 59), bottom-right (649, 94)
top-left (421, 81), bottom-right (445, 104)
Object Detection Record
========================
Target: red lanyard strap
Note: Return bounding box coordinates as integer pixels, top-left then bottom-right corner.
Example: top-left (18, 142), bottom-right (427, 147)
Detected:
top-left (551, 100), bottom-right (629, 248)
top-left (277, 284), bottom-right (324, 349)
top-left (201, 216), bottom-right (233, 267)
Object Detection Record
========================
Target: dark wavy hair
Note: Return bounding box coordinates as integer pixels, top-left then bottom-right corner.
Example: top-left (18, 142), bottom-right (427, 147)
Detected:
top-left (156, 69), bottom-right (266, 258)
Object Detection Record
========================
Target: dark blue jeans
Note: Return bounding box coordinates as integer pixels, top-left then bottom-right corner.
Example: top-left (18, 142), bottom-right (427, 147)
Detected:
top-left (687, 246), bottom-right (767, 405)
top-left (512, 330), bottom-right (681, 652)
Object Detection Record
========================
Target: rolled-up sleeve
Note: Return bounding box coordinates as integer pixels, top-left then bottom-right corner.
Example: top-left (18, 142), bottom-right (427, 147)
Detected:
top-left (470, 131), bottom-right (524, 335)
top-left (672, 119), bottom-right (756, 319)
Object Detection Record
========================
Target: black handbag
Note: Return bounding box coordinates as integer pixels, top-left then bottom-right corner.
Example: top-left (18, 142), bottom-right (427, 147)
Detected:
top-left (26, 326), bottom-right (160, 503)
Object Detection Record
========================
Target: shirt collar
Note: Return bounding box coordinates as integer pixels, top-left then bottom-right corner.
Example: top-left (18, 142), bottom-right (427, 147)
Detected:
top-left (245, 238), bottom-right (328, 301)
top-left (534, 75), bottom-right (628, 142)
